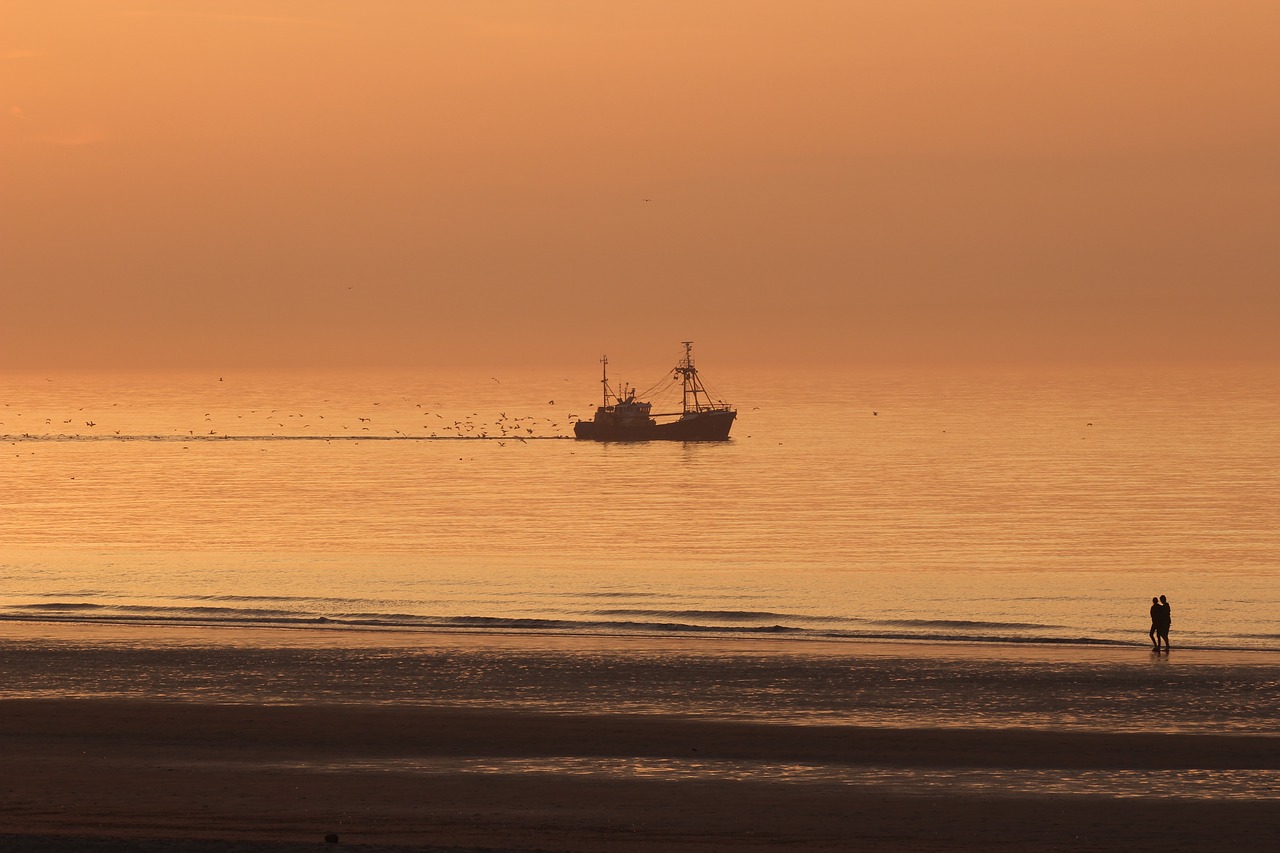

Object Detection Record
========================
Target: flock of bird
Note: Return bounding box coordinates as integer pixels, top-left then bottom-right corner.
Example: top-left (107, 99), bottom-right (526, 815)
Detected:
top-left (2, 397), bottom-right (580, 442)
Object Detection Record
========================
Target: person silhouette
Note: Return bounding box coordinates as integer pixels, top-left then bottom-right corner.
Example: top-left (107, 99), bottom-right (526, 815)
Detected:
top-left (1155, 595), bottom-right (1171, 651)
top-left (1148, 597), bottom-right (1161, 650)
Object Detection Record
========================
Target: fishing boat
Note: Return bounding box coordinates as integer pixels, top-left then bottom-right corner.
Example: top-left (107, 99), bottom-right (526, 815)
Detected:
top-left (573, 342), bottom-right (737, 441)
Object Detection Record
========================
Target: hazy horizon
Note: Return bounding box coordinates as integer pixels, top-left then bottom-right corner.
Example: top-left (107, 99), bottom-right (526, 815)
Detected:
top-left (4, 2), bottom-right (1277, 371)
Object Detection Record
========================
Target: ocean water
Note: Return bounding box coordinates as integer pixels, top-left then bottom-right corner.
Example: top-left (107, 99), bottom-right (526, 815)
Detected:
top-left (2, 364), bottom-right (1279, 651)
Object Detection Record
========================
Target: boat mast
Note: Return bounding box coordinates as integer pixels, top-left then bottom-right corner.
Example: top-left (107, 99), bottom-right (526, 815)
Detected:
top-left (600, 355), bottom-right (609, 408)
top-left (676, 341), bottom-right (703, 414)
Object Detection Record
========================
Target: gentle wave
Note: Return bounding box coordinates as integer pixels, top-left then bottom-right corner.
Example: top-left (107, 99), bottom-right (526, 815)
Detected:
top-left (3, 601), bottom-right (892, 633)
top-left (12, 603), bottom-right (304, 619)
top-left (191, 596), bottom-right (331, 604)
top-left (871, 619), bottom-right (1063, 630)
top-left (0, 606), bottom-right (1184, 649)
top-left (590, 608), bottom-right (815, 622)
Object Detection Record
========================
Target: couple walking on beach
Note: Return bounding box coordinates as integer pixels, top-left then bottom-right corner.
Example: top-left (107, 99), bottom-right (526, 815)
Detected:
top-left (1149, 595), bottom-right (1172, 651)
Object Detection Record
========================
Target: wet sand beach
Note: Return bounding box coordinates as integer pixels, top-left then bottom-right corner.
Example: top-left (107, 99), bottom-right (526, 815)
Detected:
top-left (3, 700), bottom-right (1280, 852)
top-left (3, 627), bottom-right (1280, 851)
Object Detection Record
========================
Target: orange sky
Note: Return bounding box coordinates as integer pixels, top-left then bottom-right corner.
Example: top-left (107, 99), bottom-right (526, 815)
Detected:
top-left (3, 1), bottom-right (1278, 370)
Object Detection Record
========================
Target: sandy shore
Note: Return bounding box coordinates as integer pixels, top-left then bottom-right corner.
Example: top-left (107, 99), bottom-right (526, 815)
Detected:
top-left (3, 625), bottom-right (1280, 850)
top-left (3, 698), bottom-right (1279, 852)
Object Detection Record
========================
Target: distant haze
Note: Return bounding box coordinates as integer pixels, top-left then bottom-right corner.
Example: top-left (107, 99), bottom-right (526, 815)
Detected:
top-left (3, 1), bottom-right (1278, 370)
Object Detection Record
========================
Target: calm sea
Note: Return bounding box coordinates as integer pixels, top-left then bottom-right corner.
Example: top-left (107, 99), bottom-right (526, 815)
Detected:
top-left (3, 364), bottom-right (1278, 651)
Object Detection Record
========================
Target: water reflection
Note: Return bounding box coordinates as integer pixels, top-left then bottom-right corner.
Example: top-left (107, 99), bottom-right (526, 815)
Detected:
top-left (257, 756), bottom-right (1280, 800)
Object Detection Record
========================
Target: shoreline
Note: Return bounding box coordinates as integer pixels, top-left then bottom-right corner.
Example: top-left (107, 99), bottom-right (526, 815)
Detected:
top-left (3, 617), bottom-right (1278, 665)
top-left (5, 621), bottom-right (1280, 734)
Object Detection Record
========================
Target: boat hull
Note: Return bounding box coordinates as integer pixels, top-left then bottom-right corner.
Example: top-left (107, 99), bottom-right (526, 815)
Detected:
top-left (574, 409), bottom-right (736, 442)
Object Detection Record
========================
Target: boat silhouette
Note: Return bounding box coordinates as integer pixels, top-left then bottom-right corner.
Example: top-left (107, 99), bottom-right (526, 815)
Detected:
top-left (573, 342), bottom-right (736, 442)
